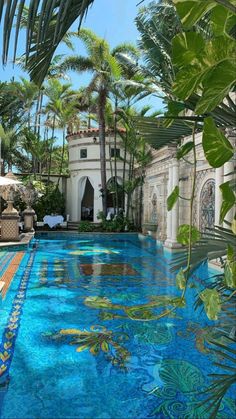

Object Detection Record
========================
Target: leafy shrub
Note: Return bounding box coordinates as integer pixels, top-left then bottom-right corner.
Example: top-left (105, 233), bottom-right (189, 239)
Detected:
top-left (33, 184), bottom-right (65, 221)
top-left (78, 221), bottom-right (94, 232)
top-left (97, 211), bottom-right (131, 232)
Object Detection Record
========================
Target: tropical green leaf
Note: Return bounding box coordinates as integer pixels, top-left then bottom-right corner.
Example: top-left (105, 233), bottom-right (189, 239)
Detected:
top-left (173, 0), bottom-right (236, 29)
top-left (202, 117), bottom-right (234, 168)
top-left (0, 123), bottom-right (5, 138)
top-left (176, 141), bottom-right (194, 160)
top-left (167, 186), bottom-right (179, 211)
top-left (211, 5), bottom-right (236, 36)
top-left (224, 261), bottom-right (236, 289)
top-left (224, 244), bottom-right (236, 288)
top-left (167, 101), bottom-right (186, 116)
top-left (195, 59), bottom-right (236, 114)
top-left (172, 32), bottom-right (205, 67)
top-left (219, 181), bottom-right (236, 224)
top-left (177, 224), bottom-right (201, 245)
top-left (199, 288), bottom-right (221, 320)
top-left (232, 219), bottom-right (236, 234)
top-left (173, 64), bottom-right (206, 100)
top-left (176, 268), bottom-right (186, 290)
top-left (227, 244), bottom-right (234, 263)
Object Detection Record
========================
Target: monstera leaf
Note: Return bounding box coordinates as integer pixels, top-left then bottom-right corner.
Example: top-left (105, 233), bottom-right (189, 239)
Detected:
top-left (219, 181), bottom-right (236, 224)
top-left (167, 186), bottom-right (179, 211)
top-left (176, 141), bottom-right (194, 160)
top-left (176, 268), bottom-right (186, 290)
top-left (199, 288), bottom-right (221, 320)
top-left (172, 30), bottom-right (236, 113)
top-left (177, 224), bottom-right (201, 245)
top-left (202, 117), bottom-right (234, 168)
top-left (172, 32), bottom-right (205, 67)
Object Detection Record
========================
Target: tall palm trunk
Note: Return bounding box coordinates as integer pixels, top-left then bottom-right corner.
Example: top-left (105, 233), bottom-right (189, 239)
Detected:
top-left (122, 131), bottom-right (128, 210)
top-left (139, 172), bottom-right (144, 229)
top-left (47, 114), bottom-right (56, 184)
top-left (98, 87), bottom-right (107, 215)
top-left (108, 139), bottom-right (115, 211)
top-left (114, 95), bottom-right (119, 214)
top-left (126, 145), bottom-right (135, 220)
top-left (57, 127), bottom-right (66, 187)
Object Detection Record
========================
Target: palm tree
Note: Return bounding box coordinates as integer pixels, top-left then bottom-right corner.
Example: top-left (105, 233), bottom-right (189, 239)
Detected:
top-left (117, 105), bottom-right (160, 221)
top-left (44, 79), bottom-right (77, 183)
top-left (0, 125), bottom-right (21, 173)
top-left (55, 101), bottom-right (81, 186)
top-left (60, 29), bottom-right (137, 214)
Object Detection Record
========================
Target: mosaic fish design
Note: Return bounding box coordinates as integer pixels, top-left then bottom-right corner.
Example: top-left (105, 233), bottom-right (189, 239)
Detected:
top-left (84, 295), bottom-right (184, 321)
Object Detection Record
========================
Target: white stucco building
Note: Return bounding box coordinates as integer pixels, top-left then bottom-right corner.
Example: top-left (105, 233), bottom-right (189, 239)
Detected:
top-left (65, 125), bottom-right (235, 247)
top-left (142, 128), bottom-right (235, 247)
top-left (66, 128), bottom-right (129, 222)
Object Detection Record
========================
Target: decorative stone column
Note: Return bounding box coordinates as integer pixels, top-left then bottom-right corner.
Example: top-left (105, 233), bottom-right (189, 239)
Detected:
top-left (71, 174), bottom-right (78, 221)
top-left (165, 160), bottom-right (173, 246)
top-left (171, 158), bottom-right (180, 245)
top-left (215, 166), bottom-right (224, 226)
top-left (23, 207), bottom-right (36, 233)
top-left (224, 128), bottom-right (236, 226)
top-left (164, 157), bottom-right (181, 248)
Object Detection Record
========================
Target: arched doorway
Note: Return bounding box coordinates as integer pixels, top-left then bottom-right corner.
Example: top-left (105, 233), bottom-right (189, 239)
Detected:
top-left (81, 178), bottom-right (94, 221)
top-left (199, 179), bottom-right (215, 231)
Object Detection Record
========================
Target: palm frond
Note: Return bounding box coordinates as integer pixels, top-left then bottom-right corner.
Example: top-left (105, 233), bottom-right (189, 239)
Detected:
top-left (0, 0), bottom-right (94, 84)
top-left (59, 56), bottom-right (94, 74)
top-left (105, 53), bottom-right (121, 79)
top-left (112, 43), bottom-right (140, 59)
top-left (171, 226), bottom-right (236, 274)
top-left (78, 27), bottom-right (109, 57)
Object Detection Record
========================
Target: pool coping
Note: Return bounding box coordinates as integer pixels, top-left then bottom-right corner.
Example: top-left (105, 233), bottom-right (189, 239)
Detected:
top-left (0, 233), bottom-right (34, 249)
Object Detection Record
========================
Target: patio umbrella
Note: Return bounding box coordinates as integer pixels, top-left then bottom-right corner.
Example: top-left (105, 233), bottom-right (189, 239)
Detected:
top-left (0, 176), bottom-right (22, 186)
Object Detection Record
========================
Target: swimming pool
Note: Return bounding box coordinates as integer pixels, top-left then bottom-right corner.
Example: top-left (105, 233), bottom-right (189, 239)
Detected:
top-left (0, 233), bottom-right (234, 418)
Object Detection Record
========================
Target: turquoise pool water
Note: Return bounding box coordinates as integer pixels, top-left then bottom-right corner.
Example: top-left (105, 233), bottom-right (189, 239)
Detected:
top-left (0, 233), bottom-right (234, 418)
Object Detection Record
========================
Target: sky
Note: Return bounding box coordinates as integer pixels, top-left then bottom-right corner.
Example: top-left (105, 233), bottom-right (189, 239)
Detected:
top-left (0, 0), bottom-right (164, 112)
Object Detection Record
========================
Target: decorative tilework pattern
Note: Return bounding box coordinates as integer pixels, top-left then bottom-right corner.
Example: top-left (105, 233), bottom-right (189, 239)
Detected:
top-left (0, 251), bottom-right (35, 385)
top-left (0, 253), bottom-right (25, 299)
top-left (0, 252), bottom-right (14, 278)
top-left (0, 219), bottom-right (19, 241)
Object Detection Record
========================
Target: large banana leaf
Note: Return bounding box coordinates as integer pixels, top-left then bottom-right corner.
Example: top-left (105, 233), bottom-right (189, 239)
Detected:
top-left (0, 0), bottom-right (94, 85)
